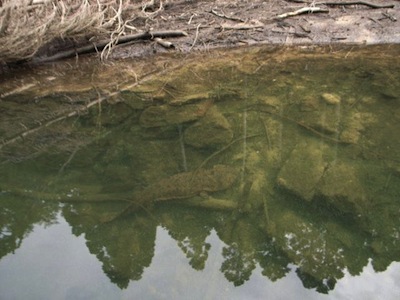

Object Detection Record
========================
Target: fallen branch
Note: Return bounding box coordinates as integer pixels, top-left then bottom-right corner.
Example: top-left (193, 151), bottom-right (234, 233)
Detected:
top-left (195, 133), bottom-right (262, 171)
top-left (189, 23), bottom-right (201, 51)
top-left (221, 20), bottom-right (265, 30)
top-left (275, 7), bottom-right (329, 20)
top-left (286, 0), bottom-right (395, 8)
top-left (154, 37), bottom-right (175, 48)
top-left (35, 30), bottom-right (188, 62)
top-left (381, 12), bottom-right (397, 22)
top-left (320, 1), bottom-right (395, 9)
top-left (250, 105), bottom-right (346, 144)
top-left (0, 96), bottom-right (108, 150)
top-left (0, 65), bottom-right (175, 150)
top-left (210, 8), bottom-right (245, 22)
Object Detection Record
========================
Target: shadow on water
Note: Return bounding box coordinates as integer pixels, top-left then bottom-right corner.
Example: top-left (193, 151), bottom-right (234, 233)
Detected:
top-left (1, 45), bottom-right (400, 295)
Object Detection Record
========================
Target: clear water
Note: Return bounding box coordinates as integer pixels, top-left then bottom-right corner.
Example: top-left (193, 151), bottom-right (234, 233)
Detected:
top-left (1, 45), bottom-right (400, 299)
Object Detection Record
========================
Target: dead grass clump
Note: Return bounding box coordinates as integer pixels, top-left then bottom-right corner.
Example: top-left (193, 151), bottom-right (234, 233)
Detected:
top-left (0, 0), bottom-right (141, 63)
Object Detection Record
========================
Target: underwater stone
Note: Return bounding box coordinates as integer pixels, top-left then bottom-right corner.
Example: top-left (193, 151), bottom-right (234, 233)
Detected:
top-left (86, 102), bottom-right (133, 126)
top-left (184, 106), bottom-right (233, 148)
top-left (139, 105), bottom-right (170, 127)
top-left (300, 109), bottom-right (340, 135)
top-left (299, 95), bottom-right (319, 112)
top-left (209, 88), bottom-right (241, 102)
top-left (262, 96), bottom-right (282, 110)
top-left (321, 93), bottom-right (341, 105)
top-left (339, 128), bottom-right (360, 144)
top-left (317, 162), bottom-right (366, 215)
top-left (377, 85), bottom-right (398, 100)
top-left (137, 164), bottom-right (239, 201)
top-left (139, 100), bottom-right (212, 128)
top-left (168, 92), bottom-right (209, 106)
top-left (340, 113), bottom-right (363, 144)
top-left (339, 112), bottom-right (375, 144)
top-left (277, 140), bottom-right (329, 201)
top-left (119, 90), bottom-right (152, 109)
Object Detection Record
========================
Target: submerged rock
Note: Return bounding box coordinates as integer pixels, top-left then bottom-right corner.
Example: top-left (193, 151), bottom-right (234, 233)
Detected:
top-left (277, 140), bottom-right (330, 201)
top-left (184, 106), bottom-right (233, 148)
top-left (135, 164), bottom-right (239, 202)
top-left (299, 95), bottom-right (319, 112)
top-left (168, 92), bottom-right (209, 106)
top-left (321, 93), bottom-right (341, 105)
top-left (119, 90), bottom-right (154, 109)
top-left (139, 100), bottom-right (213, 127)
top-left (317, 162), bottom-right (367, 215)
top-left (339, 112), bottom-right (376, 144)
top-left (300, 109), bottom-right (341, 135)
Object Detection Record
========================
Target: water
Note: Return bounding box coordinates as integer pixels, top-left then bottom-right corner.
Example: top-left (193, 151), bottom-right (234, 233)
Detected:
top-left (1, 45), bottom-right (400, 299)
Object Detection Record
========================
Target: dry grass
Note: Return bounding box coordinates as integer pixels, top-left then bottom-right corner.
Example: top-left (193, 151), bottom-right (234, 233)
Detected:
top-left (0, 0), bottom-right (145, 63)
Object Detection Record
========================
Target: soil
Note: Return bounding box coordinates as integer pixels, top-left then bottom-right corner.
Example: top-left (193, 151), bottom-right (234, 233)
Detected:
top-left (106, 0), bottom-right (400, 60)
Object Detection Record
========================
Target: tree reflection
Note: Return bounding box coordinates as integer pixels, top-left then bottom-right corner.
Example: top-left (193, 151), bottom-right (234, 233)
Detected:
top-left (159, 206), bottom-right (214, 271)
top-left (54, 185), bottom-right (400, 294)
top-left (220, 243), bottom-right (256, 286)
top-left (3, 179), bottom-right (399, 295)
top-left (0, 194), bottom-right (58, 260)
top-left (62, 202), bottom-right (157, 289)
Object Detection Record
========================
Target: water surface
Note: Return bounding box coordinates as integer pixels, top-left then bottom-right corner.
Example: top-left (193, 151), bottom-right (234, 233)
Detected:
top-left (1, 45), bottom-right (400, 299)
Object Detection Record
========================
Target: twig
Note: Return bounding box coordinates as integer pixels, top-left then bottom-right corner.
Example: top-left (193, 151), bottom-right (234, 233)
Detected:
top-left (256, 108), bottom-right (347, 144)
top-left (320, 1), bottom-right (395, 9)
top-left (101, 0), bottom-right (124, 60)
top-left (142, 0), bottom-right (164, 17)
top-left (221, 20), bottom-right (265, 30)
top-left (59, 146), bottom-right (79, 173)
top-left (381, 12), bottom-right (397, 22)
top-left (262, 195), bottom-right (270, 226)
top-left (275, 7), bottom-right (329, 20)
top-left (196, 133), bottom-right (262, 171)
top-left (0, 98), bottom-right (104, 150)
top-left (210, 9), bottom-right (245, 22)
top-left (34, 30), bottom-right (188, 62)
top-left (288, 0), bottom-right (395, 8)
top-left (188, 13), bottom-right (196, 25)
top-left (261, 119), bottom-right (272, 150)
top-left (178, 124), bottom-right (188, 172)
top-left (154, 37), bottom-right (175, 48)
top-left (0, 6), bottom-right (10, 36)
top-left (189, 23), bottom-right (202, 51)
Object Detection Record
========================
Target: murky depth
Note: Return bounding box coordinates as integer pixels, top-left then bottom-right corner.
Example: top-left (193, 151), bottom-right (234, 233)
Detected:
top-left (1, 46), bottom-right (400, 299)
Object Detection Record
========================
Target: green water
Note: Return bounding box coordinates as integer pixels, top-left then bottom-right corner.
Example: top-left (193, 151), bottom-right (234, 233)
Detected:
top-left (1, 45), bottom-right (400, 299)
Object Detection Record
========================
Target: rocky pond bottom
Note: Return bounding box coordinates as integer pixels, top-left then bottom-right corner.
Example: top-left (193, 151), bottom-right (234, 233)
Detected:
top-left (1, 45), bottom-right (400, 299)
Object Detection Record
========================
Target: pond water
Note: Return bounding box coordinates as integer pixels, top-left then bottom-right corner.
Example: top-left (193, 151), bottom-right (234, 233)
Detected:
top-left (1, 45), bottom-right (400, 299)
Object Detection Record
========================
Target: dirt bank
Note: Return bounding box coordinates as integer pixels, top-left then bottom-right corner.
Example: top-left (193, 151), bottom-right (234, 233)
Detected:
top-left (104, 0), bottom-right (400, 60)
top-left (1, 0), bottom-right (399, 67)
